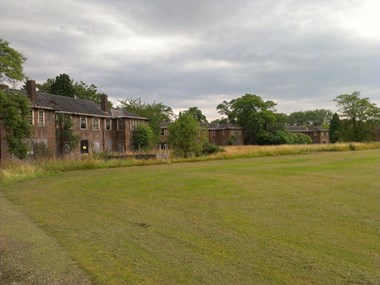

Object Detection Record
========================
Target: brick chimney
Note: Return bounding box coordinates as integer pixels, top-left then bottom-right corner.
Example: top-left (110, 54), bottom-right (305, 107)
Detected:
top-left (26, 80), bottom-right (37, 100)
top-left (101, 94), bottom-right (109, 112)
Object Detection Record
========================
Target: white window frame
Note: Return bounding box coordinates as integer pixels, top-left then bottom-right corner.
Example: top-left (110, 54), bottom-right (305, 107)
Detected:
top-left (105, 119), bottom-right (112, 131)
top-left (80, 116), bottom-right (87, 130)
top-left (93, 117), bottom-right (100, 131)
top-left (117, 118), bottom-right (123, 131)
top-left (37, 110), bottom-right (45, 127)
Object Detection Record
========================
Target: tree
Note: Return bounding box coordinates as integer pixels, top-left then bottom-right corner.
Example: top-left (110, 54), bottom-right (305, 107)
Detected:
top-left (334, 92), bottom-right (380, 141)
top-left (0, 90), bottom-right (32, 159)
top-left (56, 114), bottom-right (80, 156)
top-left (217, 93), bottom-right (281, 144)
top-left (0, 40), bottom-right (31, 160)
top-left (182, 107), bottom-right (208, 124)
top-left (50, 73), bottom-right (75, 97)
top-left (288, 109), bottom-right (332, 128)
top-left (168, 114), bottom-right (207, 158)
top-left (0, 39), bottom-right (26, 83)
top-left (119, 98), bottom-right (174, 143)
top-left (132, 124), bottom-right (154, 151)
top-left (329, 113), bottom-right (341, 143)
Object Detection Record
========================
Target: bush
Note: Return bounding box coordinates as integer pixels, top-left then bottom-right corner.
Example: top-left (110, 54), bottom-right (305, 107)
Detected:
top-left (202, 144), bottom-right (225, 155)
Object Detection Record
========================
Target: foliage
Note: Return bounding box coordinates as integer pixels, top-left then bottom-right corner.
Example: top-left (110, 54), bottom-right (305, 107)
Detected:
top-left (119, 98), bottom-right (174, 143)
top-left (227, 134), bottom-right (239, 145)
top-left (210, 118), bottom-right (229, 125)
top-left (0, 39), bottom-right (26, 83)
top-left (132, 123), bottom-right (154, 151)
top-left (329, 113), bottom-right (341, 143)
top-left (56, 114), bottom-right (80, 156)
top-left (168, 114), bottom-right (207, 158)
top-left (287, 109), bottom-right (332, 128)
top-left (32, 142), bottom-right (53, 160)
top-left (182, 106), bottom-right (208, 124)
top-left (0, 90), bottom-right (32, 159)
top-left (202, 144), bottom-right (225, 155)
top-left (37, 75), bottom-right (111, 106)
top-left (334, 92), bottom-right (380, 141)
top-left (217, 93), bottom-right (282, 144)
top-left (50, 73), bottom-right (75, 97)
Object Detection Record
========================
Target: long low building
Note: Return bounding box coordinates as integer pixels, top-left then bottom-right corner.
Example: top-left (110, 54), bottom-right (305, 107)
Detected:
top-left (0, 80), bottom-right (148, 162)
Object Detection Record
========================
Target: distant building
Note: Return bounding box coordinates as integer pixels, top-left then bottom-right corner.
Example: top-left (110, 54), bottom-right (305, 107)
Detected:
top-left (286, 126), bottom-right (329, 144)
top-left (158, 122), bottom-right (244, 151)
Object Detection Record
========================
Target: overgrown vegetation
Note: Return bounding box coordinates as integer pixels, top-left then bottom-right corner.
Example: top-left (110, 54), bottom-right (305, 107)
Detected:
top-left (1, 142), bottom-right (380, 183)
top-left (0, 90), bottom-right (32, 159)
top-left (1, 150), bottom-right (379, 284)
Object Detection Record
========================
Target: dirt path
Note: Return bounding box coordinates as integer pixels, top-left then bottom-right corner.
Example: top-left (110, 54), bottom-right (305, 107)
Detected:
top-left (0, 191), bottom-right (93, 285)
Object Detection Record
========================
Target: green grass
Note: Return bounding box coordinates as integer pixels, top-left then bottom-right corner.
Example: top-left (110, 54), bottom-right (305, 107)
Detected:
top-left (1, 150), bottom-right (380, 284)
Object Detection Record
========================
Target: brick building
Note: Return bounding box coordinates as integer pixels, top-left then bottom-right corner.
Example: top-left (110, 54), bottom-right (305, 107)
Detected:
top-left (286, 126), bottom-right (330, 144)
top-left (158, 122), bottom-right (244, 151)
top-left (0, 80), bottom-right (147, 162)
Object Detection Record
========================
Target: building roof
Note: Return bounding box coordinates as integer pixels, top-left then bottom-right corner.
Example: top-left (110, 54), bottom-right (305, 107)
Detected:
top-left (34, 92), bottom-right (109, 117)
top-left (110, 108), bottom-right (147, 120)
top-left (286, 126), bottom-right (328, 132)
top-left (207, 123), bottom-right (243, 130)
top-left (6, 89), bottom-right (147, 119)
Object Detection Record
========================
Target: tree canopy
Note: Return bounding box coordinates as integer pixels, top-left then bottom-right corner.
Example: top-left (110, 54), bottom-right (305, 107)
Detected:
top-left (334, 92), bottom-right (380, 141)
top-left (182, 106), bottom-right (208, 124)
top-left (217, 93), bottom-right (281, 144)
top-left (168, 114), bottom-right (206, 158)
top-left (38, 74), bottom-right (109, 105)
top-left (132, 123), bottom-right (154, 151)
top-left (119, 98), bottom-right (174, 143)
top-left (0, 39), bottom-right (26, 83)
top-left (287, 109), bottom-right (332, 128)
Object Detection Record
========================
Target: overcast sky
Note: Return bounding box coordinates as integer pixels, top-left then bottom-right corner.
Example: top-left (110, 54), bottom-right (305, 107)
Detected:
top-left (1, 0), bottom-right (379, 120)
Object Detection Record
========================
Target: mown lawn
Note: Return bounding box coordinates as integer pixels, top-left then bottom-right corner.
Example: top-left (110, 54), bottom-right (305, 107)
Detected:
top-left (1, 150), bottom-right (379, 284)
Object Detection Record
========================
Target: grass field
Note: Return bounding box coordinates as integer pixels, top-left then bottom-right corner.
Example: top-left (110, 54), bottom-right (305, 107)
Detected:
top-left (1, 149), bottom-right (379, 284)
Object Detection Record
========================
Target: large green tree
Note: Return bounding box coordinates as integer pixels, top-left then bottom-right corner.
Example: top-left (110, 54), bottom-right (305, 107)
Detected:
top-left (119, 98), bottom-right (174, 143)
top-left (168, 114), bottom-right (207, 158)
top-left (334, 92), bottom-right (380, 141)
top-left (288, 109), bottom-right (333, 128)
top-left (50, 73), bottom-right (75, 97)
top-left (329, 113), bottom-right (341, 143)
top-left (0, 40), bottom-right (31, 160)
top-left (132, 124), bottom-right (154, 151)
top-left (182, 106), bottom-right (208, 124)
top-left (38, 75), bottom-right (109, 105)
top-left (0, 39), bottom-right (26, 83)
top-left (217, 93), bottom-right (283, 144)
top-left (0, 91), bottom-right (32, 159)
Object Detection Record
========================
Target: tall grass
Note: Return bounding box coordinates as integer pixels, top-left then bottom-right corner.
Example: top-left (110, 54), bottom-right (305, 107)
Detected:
top-left (1, 142), bottom-right (380, 183)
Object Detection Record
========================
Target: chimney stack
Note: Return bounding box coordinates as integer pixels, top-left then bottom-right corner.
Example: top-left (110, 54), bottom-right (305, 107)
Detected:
top-left (26, 80), bottom-right (37, 100)
top-left (101, 94), bottom-right (109, 112)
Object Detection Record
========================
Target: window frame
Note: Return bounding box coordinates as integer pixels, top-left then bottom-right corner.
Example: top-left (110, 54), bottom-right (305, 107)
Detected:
top-left (117, 118), bottom-right (123, 131)
top-left (80, 116), bottom-right (87, 130)
top-left (93, 117), bottom-right (100, 131)
top-left (37, 110), bottom-right (45, 127)
top-left (105, 118), bottom-right (112, 131)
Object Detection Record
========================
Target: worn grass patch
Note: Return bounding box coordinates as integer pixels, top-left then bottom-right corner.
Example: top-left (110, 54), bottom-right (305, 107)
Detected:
top-left (1, 150), bottom-right (379, 284)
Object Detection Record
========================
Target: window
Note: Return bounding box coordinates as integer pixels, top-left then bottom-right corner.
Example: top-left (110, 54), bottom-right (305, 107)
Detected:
top-left (29, 110), bottom-right (34, 125)
top-left (161, 128), bottom-right (168, 136)
top-left (117, 118), bottom-right (123, 131)
top-left (105, 119), bottom-right (112, 131)
top-left (93, 117), bottom-right (100, 130)
top-left (80, 116), bottom-right (87, 129)
top-left (222, 130), bottom-right (225, 136)
top-left (37, 110), bottom-right (44, 126)
top-left (130, 119), bottom-right (137, 131)
top-left (211, 130), bottom-right (216, 136)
